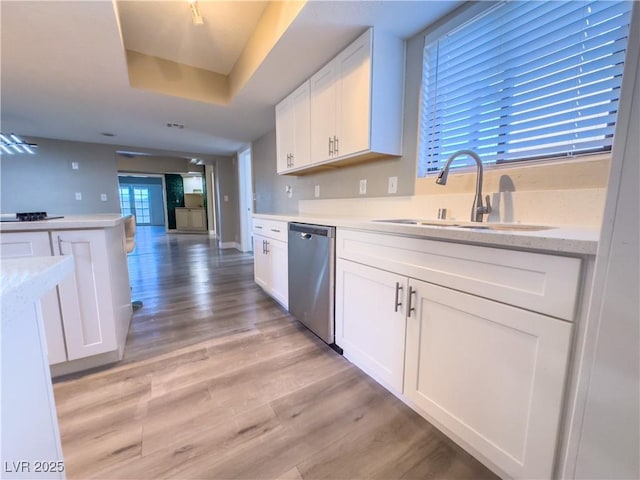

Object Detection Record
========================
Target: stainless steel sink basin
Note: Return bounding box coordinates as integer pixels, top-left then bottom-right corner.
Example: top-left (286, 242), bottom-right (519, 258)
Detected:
top-left (372, 219), bottom-right (555, 231)
top-left (373, 219), bottom-right (462, 227)
top-left (456, 224), bottom-right (554, 231)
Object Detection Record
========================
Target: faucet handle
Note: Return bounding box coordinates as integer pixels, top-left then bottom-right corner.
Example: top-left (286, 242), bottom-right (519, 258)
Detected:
top-left (482, 194), bottom-right (492, 214)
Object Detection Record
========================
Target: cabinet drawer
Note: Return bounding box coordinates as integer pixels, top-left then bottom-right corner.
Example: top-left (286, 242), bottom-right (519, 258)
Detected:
top-left (253, 218), bottom-right (287, 242)
top-left (337, 229), bottom-right (581, 321)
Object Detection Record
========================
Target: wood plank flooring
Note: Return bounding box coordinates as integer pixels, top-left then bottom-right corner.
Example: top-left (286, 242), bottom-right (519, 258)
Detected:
top-left (53, 227), bottom-right (498, 479)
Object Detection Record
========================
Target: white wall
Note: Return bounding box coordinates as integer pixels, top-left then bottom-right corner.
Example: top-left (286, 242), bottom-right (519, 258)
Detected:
top-left (564, 5), bottom-right (640, 478)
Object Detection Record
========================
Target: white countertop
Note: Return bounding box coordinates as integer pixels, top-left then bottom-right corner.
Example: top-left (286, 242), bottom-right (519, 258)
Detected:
top-left (253, 213), bottom-right (599, 255)
top-left (0, 214), bottom-right (128, 232)
top-left (1, 256), bottom-right (74, 322)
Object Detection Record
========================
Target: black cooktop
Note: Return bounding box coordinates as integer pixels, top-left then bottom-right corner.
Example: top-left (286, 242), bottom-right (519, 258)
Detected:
top-left (0, 212), bottom-right (64, 222)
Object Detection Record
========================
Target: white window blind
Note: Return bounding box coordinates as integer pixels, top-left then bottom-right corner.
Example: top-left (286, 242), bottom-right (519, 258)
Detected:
top-left (418, 0), bottom-right (632, 176)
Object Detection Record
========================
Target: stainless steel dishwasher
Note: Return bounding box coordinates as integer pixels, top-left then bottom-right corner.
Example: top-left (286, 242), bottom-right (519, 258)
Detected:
top-left (288, 223), bottom-right (341, 352)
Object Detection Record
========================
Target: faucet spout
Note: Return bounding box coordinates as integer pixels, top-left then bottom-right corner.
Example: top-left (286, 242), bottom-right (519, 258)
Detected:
top-left (435, 149), bottom-right (491, 222)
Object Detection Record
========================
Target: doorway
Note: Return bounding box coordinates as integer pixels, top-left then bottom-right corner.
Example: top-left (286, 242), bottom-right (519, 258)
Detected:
top-left (118, 175), bottom-right (166, 227)
top-left (238, 148), bottom-right (254, 253)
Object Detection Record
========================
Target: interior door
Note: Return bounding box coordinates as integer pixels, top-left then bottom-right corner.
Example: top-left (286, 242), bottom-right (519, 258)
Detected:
top-left (119, 185), bottom-right (152, 225)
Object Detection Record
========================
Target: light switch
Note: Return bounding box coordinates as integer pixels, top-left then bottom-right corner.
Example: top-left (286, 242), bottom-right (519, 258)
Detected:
top-left (314, 185), bottom-right (320, 198)
top-left (388, 176), bottom-right (398, 194)
top-left (359, 179), bottom-right (367, 195)
top-left (75, 192), bottom-right (82, 200)
top-left (100, 193), bottom-right (107, 201)
top-left (71, 162), bottom-right (79, 170)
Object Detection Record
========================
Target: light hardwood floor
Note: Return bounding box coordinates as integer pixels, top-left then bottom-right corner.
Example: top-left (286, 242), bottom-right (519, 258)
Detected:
top-left (53, 227), bottom-right (498, 480)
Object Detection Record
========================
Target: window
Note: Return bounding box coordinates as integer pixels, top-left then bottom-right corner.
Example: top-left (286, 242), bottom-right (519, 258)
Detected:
top-left (119, 187), bottom-right (132, 216)
top-left (418, 0), bottom-right (632, 176)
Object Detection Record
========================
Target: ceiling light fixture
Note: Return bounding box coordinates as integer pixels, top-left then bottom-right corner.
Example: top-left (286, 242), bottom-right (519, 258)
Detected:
top-left (188, 0), bottom-right (204, 26)
top-left (0, 133), bottom-right (37, 155)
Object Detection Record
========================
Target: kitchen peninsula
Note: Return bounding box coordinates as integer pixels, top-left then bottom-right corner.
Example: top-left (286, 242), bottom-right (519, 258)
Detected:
top-left (0, 214), bottom-right (133, 376)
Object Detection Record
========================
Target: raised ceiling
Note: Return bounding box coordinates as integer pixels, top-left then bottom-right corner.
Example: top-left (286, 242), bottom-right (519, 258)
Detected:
top-left (117, 1), bottom-right (269, 75)
top-left (0, 1), bottom-right (462, 157)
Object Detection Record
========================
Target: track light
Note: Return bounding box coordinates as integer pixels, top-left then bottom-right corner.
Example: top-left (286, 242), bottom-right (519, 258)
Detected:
top-left (188, 0), bottom-right (204, 25)
top-left (0, 133), bottom-right (37, 155)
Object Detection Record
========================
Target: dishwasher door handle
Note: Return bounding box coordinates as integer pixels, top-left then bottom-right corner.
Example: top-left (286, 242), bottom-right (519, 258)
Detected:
top-left (300, 233), bottom-right (312, 240)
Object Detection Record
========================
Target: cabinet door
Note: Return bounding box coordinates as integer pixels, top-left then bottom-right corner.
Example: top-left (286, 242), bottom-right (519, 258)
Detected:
top-left (175, 209), bottom-right (189, 230)
top-left (253, 235), bottom-right (269, 291)
top-left (404, 279), bottom-right (572, 479)
top-left (188, 209), bottom-right (206, 230)
top-left (336, 30), bottom-right (371, 157)
top-left (310, 59), bottom-right (338, 164)
top-left (275, 96), bottom-right (293, 173)
top-left (335, 259), bottom-right (407, 394)
top-left (53, 230), bottom-right (117, 360)
top-left (0, 232), bottom-right (67, 364)
top-left (266, 238), bottom-right (288, 309)
top-left (291, 80), bottom-right (311, 170)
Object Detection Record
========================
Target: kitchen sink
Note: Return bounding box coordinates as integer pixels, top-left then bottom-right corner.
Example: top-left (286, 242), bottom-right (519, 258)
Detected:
top-left (372, 219), bottom-right (555, 231)
top-left (373, 219), bottom-right (462, 227)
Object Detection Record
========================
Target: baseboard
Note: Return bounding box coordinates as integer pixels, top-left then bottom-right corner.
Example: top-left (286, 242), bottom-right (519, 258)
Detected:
top-left (218, 241), bottom-right (241, 250)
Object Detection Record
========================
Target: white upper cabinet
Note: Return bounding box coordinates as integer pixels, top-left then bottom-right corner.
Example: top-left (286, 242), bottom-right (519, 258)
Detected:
top-left (310, 60), bottom-right (339, 163)
top-left (281, 28), bottom-right (404, 174)
top-left (335, 31), bottom-right (372, 158)
top-left (276, 80), bottom-right (311, 174)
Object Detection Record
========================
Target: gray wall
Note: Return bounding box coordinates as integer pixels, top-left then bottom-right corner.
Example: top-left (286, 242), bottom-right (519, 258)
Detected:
top-left (117, 155), bottom-right (205, 175)
top-left (0, 136), bottom-right (120, 214)
top-left (251, 12), bottom-right (436, 214)
top-left (216, 156), bottom-right (240, 244)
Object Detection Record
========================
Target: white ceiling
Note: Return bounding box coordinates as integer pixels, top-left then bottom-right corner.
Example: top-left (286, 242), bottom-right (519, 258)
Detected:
top-left (1, 0), bottom-right (461, 157)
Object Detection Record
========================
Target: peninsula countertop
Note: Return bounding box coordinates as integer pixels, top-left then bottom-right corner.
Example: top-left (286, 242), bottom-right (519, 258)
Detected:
top-left (253, 213), bottom-right (600, 256)
top-left (1, 256), bottom-right (74, 321)
top-left (0, 214), bottom-right (129, 232)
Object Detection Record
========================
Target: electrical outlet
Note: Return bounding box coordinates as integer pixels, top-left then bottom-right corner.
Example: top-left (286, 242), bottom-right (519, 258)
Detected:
top-left (75, 192), bottom-right (82, 200)
top-left (314, 185), bottom-right (320, 198)
top-left (285, 185), bottom-right (293, 198)
top-left (71, 162), bottom-right (79, 170)
top-left (100, 193), bottom-right (107, 201)
top-left (223, 195), bottom-right (229, 202)
top-left (359, 179), bottom-right (367, 195)
top-left (388, 176), bottom-right (398, 194)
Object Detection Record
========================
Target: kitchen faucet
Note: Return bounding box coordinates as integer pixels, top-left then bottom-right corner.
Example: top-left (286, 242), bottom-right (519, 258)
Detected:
top-left (435, 149), bottom-right (491, 222)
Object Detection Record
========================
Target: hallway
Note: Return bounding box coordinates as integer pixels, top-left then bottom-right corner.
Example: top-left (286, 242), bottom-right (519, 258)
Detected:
top-left (52, 228), bottom-right (496, 479)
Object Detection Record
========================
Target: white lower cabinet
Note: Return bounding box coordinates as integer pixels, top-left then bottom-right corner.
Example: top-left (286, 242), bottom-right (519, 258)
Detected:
top-left (335, 259), bottom-right (407, 394)
top-left (252, 218), bottom-right (288, 309)
top-left (1, 226), bottom-right (132, 371)
top-left (53, 229), bottom-right (118, 360)
top-left (335, 228), bottom-right (580, 479)
top-left (0, 231), bottom-right (67, 364)
top-left (404, 280), bottom-right (572, 479)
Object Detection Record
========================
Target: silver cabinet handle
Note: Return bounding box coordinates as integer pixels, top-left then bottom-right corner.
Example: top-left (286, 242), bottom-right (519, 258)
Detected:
top-left (265, 240), bottom-right (270, 254)
top-left (262, 239), bottom-right (266, 254)
top-left (57, 236), bottom-right (64, 255)
top-left (394, 282), bottom-right (403, 312)
top-left (408, 286), bottom-right (416, 317)
top-left (270, 228), bottom-right (280, 233)
top-left (255, 225), bottom-right (263, 229)
top-left (290, 153), bottom-right (294, 167)
top-left (334, 136), bottom-right (339, 156)
top-left (329, 137), bottom-right (334, 156)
